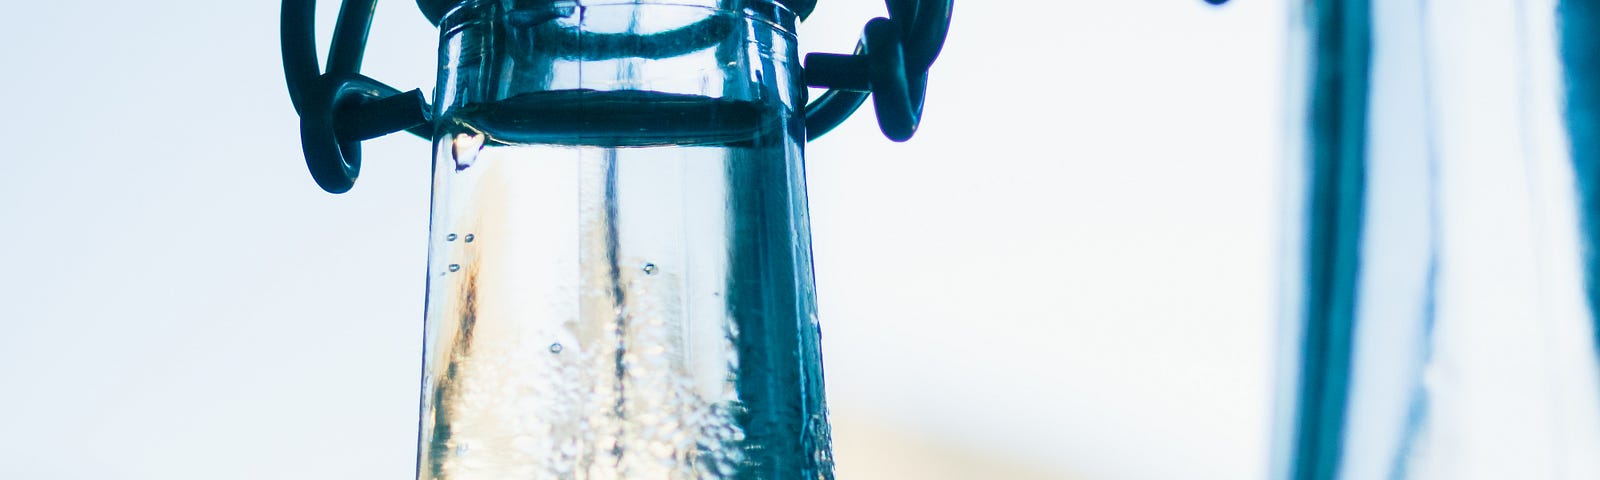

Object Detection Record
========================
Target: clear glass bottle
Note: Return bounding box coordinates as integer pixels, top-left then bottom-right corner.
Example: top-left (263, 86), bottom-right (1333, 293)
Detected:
top-left (1277, 1), bottom-right (1600, 479)
top-left (415, 1), bottom-right (830, 478)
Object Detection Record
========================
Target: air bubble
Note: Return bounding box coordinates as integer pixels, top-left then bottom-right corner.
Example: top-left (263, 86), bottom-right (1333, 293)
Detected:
top-left (549, 343), bottom-right (564, 354)
top-left (642, 263), bottom-right (658, 275)
top-left (448, 264), bottom-right (461, 272)
top-left (464, 234), bottom-right (475, 243)
top-left (446, 233), bottom-right (457, 242)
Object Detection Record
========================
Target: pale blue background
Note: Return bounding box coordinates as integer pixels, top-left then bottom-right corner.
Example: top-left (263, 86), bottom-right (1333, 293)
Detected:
top-left (0, 1), bottom-right (1283, 478)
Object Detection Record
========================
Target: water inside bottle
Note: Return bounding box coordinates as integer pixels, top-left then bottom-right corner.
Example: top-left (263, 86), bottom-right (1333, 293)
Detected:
top-left (417, 90), bottom-right (831, 479)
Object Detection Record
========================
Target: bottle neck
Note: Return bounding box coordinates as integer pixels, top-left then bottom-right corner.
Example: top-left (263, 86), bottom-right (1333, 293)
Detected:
top-left (432, 0), bottom-right (803, 147)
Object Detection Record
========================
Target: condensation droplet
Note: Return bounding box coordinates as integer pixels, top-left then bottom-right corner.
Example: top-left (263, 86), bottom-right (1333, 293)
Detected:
top-left (445, 233), bottom-right (457, 242)
top-left (448, 264), bottom-right (461, 272)
top-left (452, 132), bottom-right (484, 171)
top-left (549, 343), bottom-right (563, 354)
top-left (464, 234), bottom-right (475, 243)
top-left (642, 263), bottom-right (658, 275)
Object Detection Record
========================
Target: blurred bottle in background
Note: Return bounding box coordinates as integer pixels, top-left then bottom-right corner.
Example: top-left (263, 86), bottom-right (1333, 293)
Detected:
top-left (1277, 1), bottom-right (1600, 479)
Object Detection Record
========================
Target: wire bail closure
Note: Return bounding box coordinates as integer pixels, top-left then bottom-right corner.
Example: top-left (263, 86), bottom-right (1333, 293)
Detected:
top-left (802, 0), bottom-right (952, 142)
top-left (283, 0), bottom-right (954, 193)
top-left (283, 0), bottom-right (431, 193)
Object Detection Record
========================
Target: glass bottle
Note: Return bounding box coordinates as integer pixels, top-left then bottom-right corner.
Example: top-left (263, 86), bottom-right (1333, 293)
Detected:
top-left (415, 1), bottom-right (831, 478)
top-left (1277, 1), bottom-right (1600, 479)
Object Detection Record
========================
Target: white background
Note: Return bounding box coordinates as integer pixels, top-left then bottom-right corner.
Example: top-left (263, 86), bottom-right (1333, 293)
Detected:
top-left (0, 1), bottom-right (1284, 478)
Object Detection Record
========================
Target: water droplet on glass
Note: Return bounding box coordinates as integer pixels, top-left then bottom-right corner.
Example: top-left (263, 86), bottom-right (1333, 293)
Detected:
top-left (452, 132), bottom-right (484, 171)
top-left (464, 234), bottom-right (475, 243)
top-left (448, 264), bottom-right (461, 272)
top-left (549, 343), bottom-right (564, 354)
top-left (642, 263), bottom-right (658, 275)
top-left (455, 443), bottom-right (469, 456)
top-left (445, 233), bottom-right (457, 242)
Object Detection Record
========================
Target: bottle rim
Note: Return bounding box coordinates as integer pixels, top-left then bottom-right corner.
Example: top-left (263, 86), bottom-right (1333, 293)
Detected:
top-left (419, 0), bottom-right (803, 27)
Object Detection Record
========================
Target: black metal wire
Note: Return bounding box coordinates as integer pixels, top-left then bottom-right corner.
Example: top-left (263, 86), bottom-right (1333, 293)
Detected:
top-left (327, 0), bottom-right (378, 76)
top-left (800, 0), bottom-right (953, 142)
top-left (803, 39), bottom-right (872, 141)
top-left (902, 0), bottom-right (951, 73)
top-left (282, 0), bottom-right (319, 114)
top-left (803, 90), bottom-right (871, 141)
top-left (284, 0), bottom-right (431, 192)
